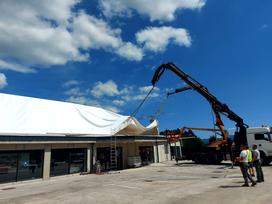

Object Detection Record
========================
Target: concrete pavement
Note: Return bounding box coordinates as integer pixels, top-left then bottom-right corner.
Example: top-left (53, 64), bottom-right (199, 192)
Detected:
top-left (0, 161), bottom-right (271, 204)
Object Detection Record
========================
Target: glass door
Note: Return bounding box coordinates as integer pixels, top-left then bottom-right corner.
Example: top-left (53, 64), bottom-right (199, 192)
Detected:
top-left (69, 149), bottom-right (86, 174)
top-left (0, 152), bottom-right (17, 183)
top-left (17, 151), bottom-right (43, 181)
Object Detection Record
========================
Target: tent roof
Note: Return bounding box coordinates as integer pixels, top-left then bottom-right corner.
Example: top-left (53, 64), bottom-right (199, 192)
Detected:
top-left (0, 93), bottom-right (158, 136)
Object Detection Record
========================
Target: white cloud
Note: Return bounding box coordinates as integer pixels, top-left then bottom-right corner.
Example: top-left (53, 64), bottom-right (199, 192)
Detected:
top-left (0, 73), bottom-right (8, 89)
top-left (64, 87), bottom-right (85, 96)
top-left (0, 0), bottom-right (144, 73)
top-left (0, 0), bottom-right (204, 73)
top-left (0, 60), bottom-right (35, 73)
top-left (99, 0), bottom-right (206, 21)
top-left (121, 95), bottom-right (133, 102)
top-left (64, 80), bottom-right (162, 113)
top-left (117, 42), bottom-right (143, 61)
top-left (121, 85), bottom-right (160, 101)
top-left (72, 12), bottom-right (121, 50)
top-left (119, 86), bottom-right (134, 95)
top-left (72, 12), bottom-right (143, 61)
top-left (91, 80), bottom-right (120, 98)
top-left (112, 99), bottom-right (125, 106)
top-left (63, 80), bottom-right (80, 88)
top-left (104, 106), bottom-right (120, 113)
top-left (130, 92), bottom-right (160, 101)
top-left (0, 0), bottom-right (201, 72)
top-left (139, 85), bottom-right (159, 93)
top-left (0, 0), bottom-right (87, 69)
top-left (66, 96), bottom-right (120, 113)
top-left (66, 96), bottom-right (100, 106)
top-left (136, 26), bottom-right (191, 52)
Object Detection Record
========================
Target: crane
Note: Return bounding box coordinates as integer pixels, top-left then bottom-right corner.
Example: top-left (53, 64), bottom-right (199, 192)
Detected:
top-left (151, 63), bottom-right (249, 163)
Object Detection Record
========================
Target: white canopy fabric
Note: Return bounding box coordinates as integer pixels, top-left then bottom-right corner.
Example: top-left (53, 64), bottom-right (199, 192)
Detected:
top-left (0, 93), bottom-right (158, 136)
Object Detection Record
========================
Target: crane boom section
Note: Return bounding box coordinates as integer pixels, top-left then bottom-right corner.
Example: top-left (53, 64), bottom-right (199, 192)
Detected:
top-left (151, 63), bottom-right (245, 127)
top-left (151, 63), bottom-right (248, 146)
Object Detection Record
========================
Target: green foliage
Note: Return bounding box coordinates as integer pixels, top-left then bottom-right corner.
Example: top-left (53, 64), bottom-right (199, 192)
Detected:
top-left (160, 128), bottom-right (180, 135)
top-left (181, 137), bottom-right (206, 159)
top-left (160, 128), bottom-right (207, 160)
top-left (183, 137), bottom-right (206, 150)
top-left (208, 135), bottom-right (217, 144)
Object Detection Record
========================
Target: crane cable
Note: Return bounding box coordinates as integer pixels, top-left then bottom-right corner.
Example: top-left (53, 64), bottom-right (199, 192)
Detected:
top-left (129, 85), bottom-right (170, 122)
top-left (153, 94), bottom-right (169, 120)
top-left (130, 86), bottom-right (155, 118)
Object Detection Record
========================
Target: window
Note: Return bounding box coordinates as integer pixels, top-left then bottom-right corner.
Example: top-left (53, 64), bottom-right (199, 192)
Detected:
top-left (50, 149), bottom-right (86, 177)
top-left (96, 147), bottom-right (123, 171)
top-left (0, 152), bottom-right (17, 183)
top-left (139, 146), bottom-right (154, 165)
top-left (17, 151), bottom-right (43, 181)
top-left (0, 150), bottom-right (43, 184)
top-left (254, 133), bottom-right (271, 141)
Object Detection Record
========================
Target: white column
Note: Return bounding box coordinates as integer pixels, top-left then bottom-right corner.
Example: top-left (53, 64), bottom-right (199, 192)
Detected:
top-left (154, 142), bottom-right (159, 163)
top-left (153, 145), bottom-right (157, 163)
top-left (87, 144), bottom-right (91, 173)
top-left (43, 145), bottom-right (51, 180)
top-left (179, 140), bottom-right (183, 158)
top-left (92, 144), bottom-right (97, 171)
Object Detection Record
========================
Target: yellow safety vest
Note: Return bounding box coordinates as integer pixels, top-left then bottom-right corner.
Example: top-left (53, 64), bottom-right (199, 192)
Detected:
top-left (247, 150), bottom-right (252, 162)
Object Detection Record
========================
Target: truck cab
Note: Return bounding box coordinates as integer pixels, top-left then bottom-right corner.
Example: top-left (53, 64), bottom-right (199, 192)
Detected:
top-left (247, 126), bottom-right (272, 165)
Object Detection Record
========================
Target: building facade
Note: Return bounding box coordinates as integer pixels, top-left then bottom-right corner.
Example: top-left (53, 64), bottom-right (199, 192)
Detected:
top-left (0, 93), bottom-right (170, 184)
top-left (0, 135), bottom-right (170, 184)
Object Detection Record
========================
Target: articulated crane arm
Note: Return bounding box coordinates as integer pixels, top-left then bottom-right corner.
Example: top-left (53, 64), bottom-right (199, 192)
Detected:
top-left (151, 63), bottom-right (248, 146)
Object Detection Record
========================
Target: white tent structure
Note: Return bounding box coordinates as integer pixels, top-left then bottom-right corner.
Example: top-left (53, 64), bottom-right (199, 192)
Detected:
top-left (0, 93), bottom-right (158, 136)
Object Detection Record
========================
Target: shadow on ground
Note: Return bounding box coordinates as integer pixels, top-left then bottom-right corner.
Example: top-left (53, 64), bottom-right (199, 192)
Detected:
top-left (219, 185), bottom-right (244, 188)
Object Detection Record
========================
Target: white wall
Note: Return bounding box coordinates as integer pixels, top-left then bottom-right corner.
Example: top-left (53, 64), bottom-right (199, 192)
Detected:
top-left (155, 142), bottom-right (170, 162)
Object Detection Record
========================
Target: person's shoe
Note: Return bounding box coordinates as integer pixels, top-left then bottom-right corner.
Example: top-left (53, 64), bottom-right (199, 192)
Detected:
top-left (256, 180), bottom-right (262, 183)
top-left (242, 183), bottom-right (249, 187)
top-left (251, 182), bottom-right (257, 187)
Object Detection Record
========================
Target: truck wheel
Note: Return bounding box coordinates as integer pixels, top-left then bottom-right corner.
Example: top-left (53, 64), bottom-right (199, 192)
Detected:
top-left (215, 153), bottom-right (223, 164)
top-left (192, 153), bottom-right (201, 164)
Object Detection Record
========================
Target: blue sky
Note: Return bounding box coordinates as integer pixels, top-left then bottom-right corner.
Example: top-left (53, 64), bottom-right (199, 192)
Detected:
top-left (0, 0), bottom-right (271, 137)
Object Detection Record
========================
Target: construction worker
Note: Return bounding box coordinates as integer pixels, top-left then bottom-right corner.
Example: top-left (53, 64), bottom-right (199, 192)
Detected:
top-left (246, 145), bottom-right (255, 177)
top-left (236, 144), bottom-right (256, 187)
top-left (252, 144), bottom-right (264, 182)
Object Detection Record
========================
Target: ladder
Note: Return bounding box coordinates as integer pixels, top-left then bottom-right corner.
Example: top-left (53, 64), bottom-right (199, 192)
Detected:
top-left (110, 135), bottom-right (117, 171)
